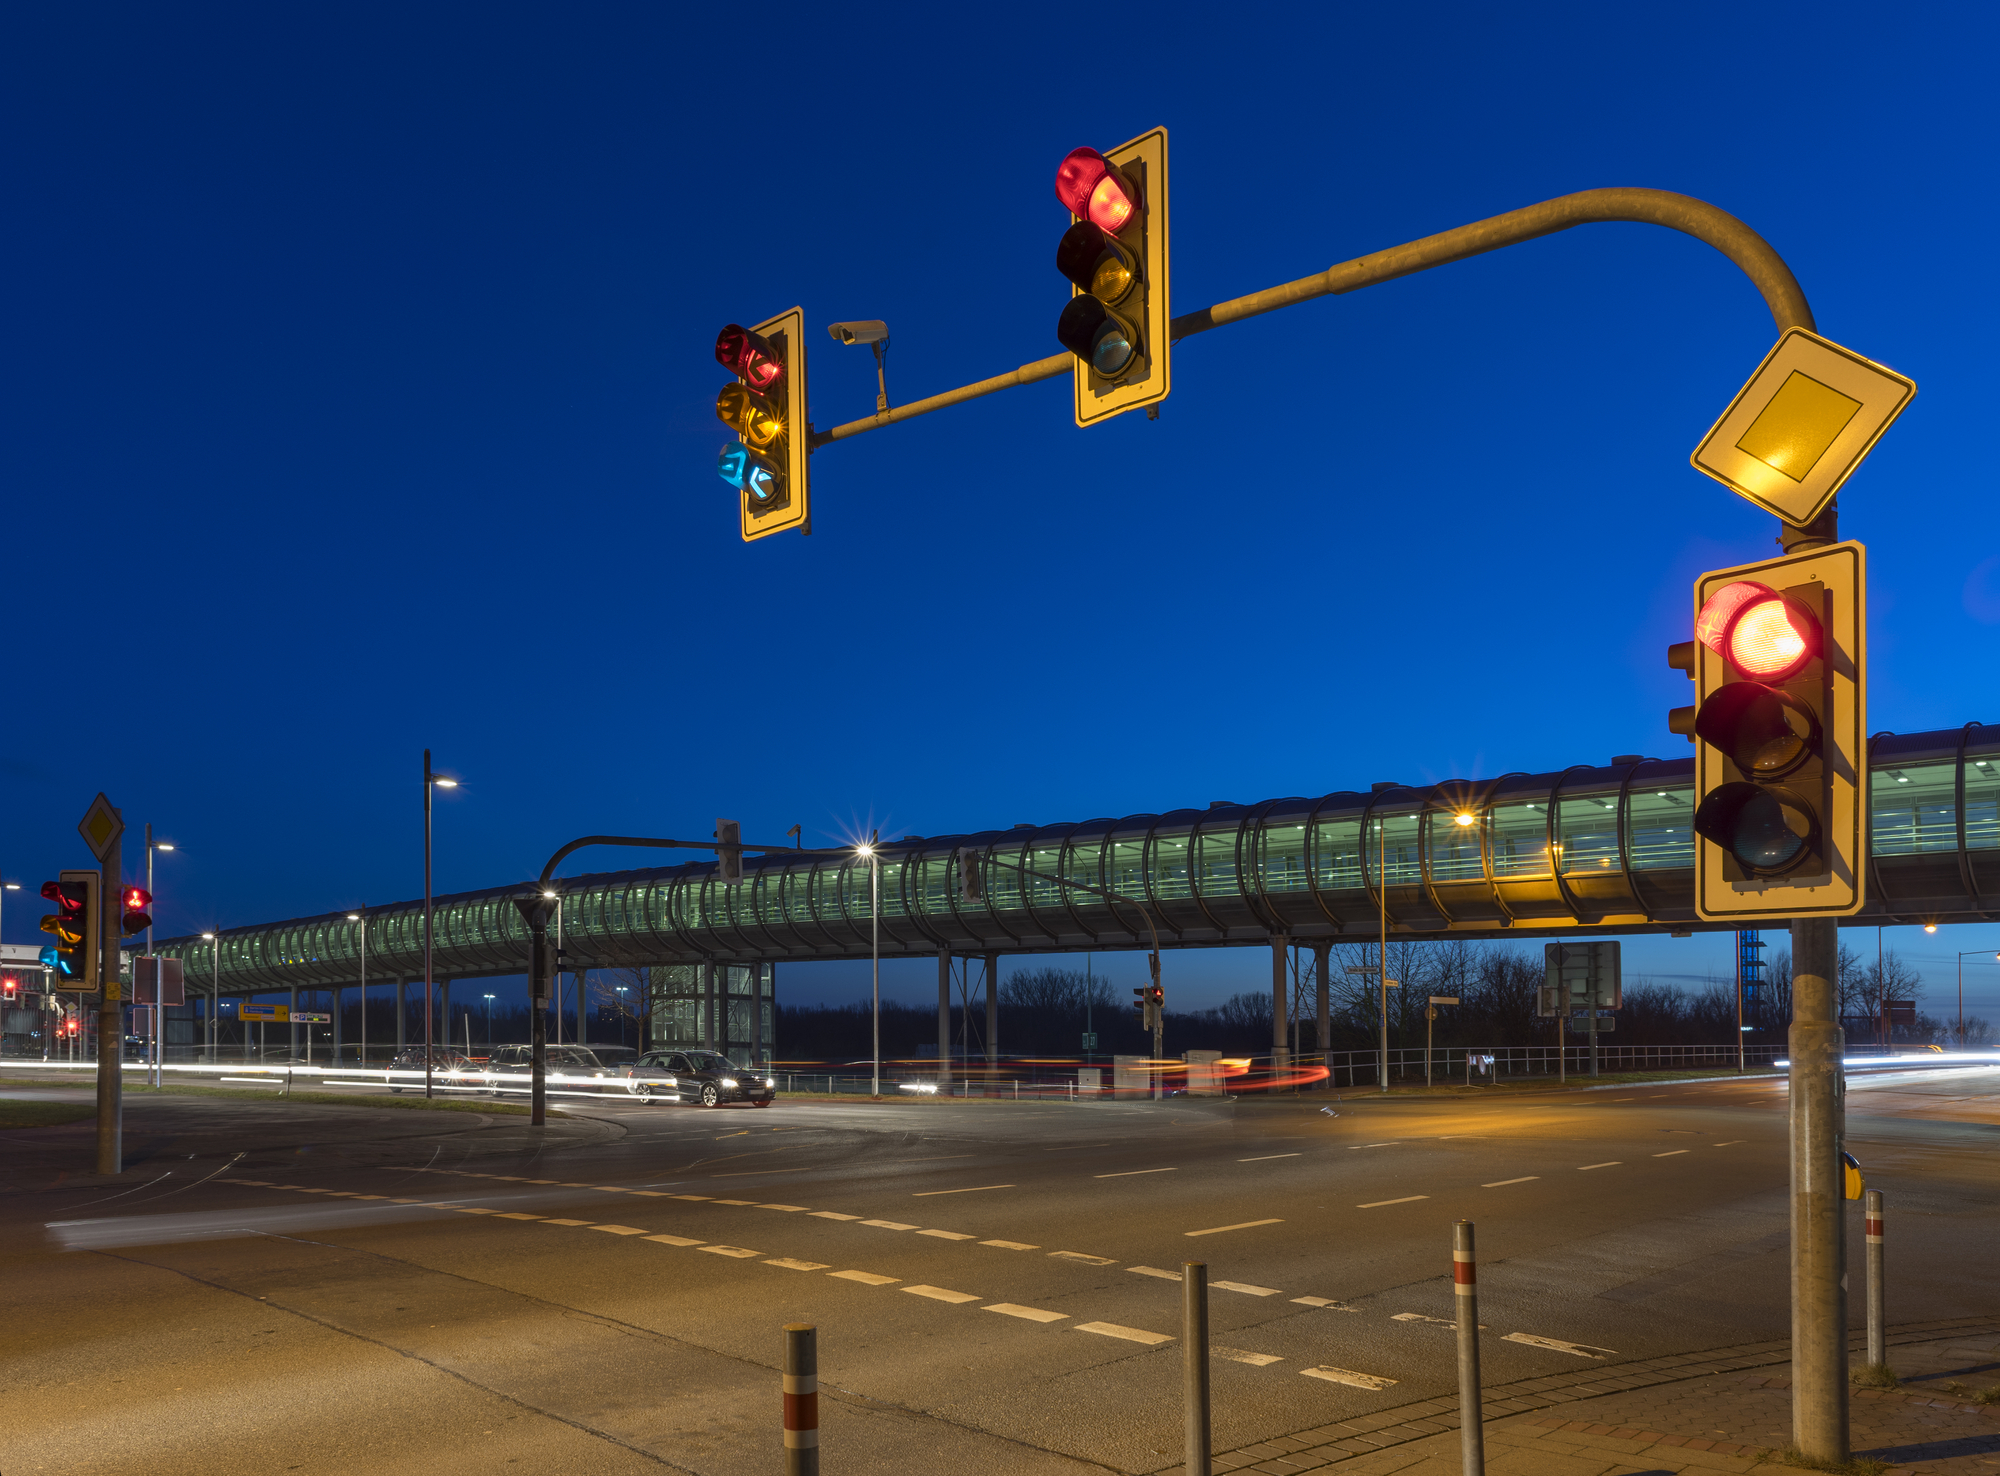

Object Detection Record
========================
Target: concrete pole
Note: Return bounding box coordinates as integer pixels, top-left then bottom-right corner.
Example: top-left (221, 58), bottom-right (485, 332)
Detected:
top-left (1271, 935), bottom-right (1290, 1071)
top-left (1864, 1190), bottom-right (1885, 1370)
top-left (332, 984), bottom-right (342, 1063)
top-left (750, 964), bottom-right (762, 1066)
top-left (700, 962), bottom-right (713, 1050)
top-left (95, 828), bottom-right (123, 1175)
top-left (937, 948), bottom-right (952, 1089)
top-left (985, 952), bottom-right (999, 1064)
top-left (1790, 914), bottom-right (1848, 1462)
top-left (439, 980), bottom-right (451, 1055)
top-left (395, 979), bottom-right (406, 1050)
top-left (1183, 1262), bottom-right (1212, 1476)
top-left (1314, 942), bottom-right (1331, 1060)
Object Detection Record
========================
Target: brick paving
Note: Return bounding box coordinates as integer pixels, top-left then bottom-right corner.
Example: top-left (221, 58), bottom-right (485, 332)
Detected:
top-left (1173, 1321), bottom-right (2000, 1476)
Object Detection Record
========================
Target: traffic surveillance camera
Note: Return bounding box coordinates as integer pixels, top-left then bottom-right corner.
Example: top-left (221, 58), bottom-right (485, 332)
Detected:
top-left (827, 320), bottom-right (889, 345)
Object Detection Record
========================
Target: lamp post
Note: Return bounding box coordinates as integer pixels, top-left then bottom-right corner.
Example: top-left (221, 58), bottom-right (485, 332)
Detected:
top-left (423, 750), bottom-right (458, 1100)
top-left (484, 992), bottom-right (495, 1049)
top-left (200, 932), bottom-right (218, 1061)
top-left (144, 827), bottom-right (175, 1085)
top-left (1, 879), bottom-right (16, 1061)
top-left (1954, 950), bottom-right (2000, 1047)
top-left (346, 909), bottom-right (367, 1067)
top-left (856, 837), bottom-right (880, 1098)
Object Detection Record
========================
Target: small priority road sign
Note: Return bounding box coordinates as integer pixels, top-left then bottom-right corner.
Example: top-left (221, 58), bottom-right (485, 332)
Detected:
top-left (77, 794), bottom-right (124, 862)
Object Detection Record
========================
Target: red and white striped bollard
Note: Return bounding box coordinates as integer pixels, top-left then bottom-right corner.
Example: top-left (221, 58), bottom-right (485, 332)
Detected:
top-left (784, 1322), bottom-right (818, 1475)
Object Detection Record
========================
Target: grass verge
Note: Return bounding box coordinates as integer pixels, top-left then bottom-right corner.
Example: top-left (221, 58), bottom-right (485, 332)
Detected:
top-left (0, 1100), bottom-right (98, 1130)
top-left (0, 1077), bottom-right (541, 1117)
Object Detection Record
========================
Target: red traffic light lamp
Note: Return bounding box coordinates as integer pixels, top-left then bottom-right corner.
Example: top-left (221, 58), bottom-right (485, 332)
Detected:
top-left (1, 975), bottom-right (17, 999)
top-left (122, 885), bottom-right (153, 936)
top-left (714, 324), bottom-right (785, 395)
top-left (1055, 148), bottom-right (1139, 234)
top-left (1050, 129), bottom-right (1170, 427)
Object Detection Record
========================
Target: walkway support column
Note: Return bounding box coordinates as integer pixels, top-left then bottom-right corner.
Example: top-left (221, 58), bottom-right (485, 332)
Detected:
top-left (333, 985), bottom-right (342, 1063)
top-left (937, 949), bottom-right (952, 1088)
top-left (289, 984), bottom-right (299, 1058)
top-left (395, 979), bottom-right (406, 1050)
top-left (1315, 942), bottom-right (1331, 1078)
top-left (576, 967), bottom-right (587, 1046)
top-left (699, 963), bottom-right (713, 1050)
top-left (1271, 936), bottom-right (1290, 1071)
top-left (984, 953), bottom-right (999, 1065)
top-left (1790, 915), bottom-right (1848, 1463)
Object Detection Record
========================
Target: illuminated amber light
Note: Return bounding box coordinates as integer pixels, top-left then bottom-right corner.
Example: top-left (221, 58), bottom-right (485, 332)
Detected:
top-left (1736, 371), bottom-right (1862, 482)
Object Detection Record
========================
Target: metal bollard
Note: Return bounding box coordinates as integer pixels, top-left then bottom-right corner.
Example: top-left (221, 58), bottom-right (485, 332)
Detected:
top-left (1454, 1222), bottom-right (1485, 1476)
top-left (1184, 1262), bottom-right (1211, 1476)
top-left (1864, 1190), bottom-right (1885, 1370)
top-left (784, 1323), bottom-right (818, 1476)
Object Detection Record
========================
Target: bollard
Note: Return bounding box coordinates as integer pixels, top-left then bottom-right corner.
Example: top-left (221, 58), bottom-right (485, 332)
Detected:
top-left (784, 1323), bottom-right (819, 1476)
top-left (1453, 1222), bottom-right (1486, 1476)
top-left (1864, 1190), bottom-right (1885, 1370)
top-left (1184, 1262), bottom-right (1211, 1476)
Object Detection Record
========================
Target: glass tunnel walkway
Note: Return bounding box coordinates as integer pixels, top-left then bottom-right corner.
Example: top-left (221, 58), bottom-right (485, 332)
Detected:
top-left (156, 722), bottom-right (1999, 996)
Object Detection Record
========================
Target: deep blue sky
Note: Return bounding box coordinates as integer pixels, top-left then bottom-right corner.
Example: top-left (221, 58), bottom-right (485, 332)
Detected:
top-left (4, 2), bottom-right (1996, 1018)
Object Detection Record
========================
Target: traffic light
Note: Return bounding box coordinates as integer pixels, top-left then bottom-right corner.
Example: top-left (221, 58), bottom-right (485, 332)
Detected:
top-left (714, 308), bottom-right (810, 542)
top-left (1053, 128), bottom-right (1169, 427)
top-left (38, 870), bottom-right (99, 989)
top-left (956, 848), bottom-right (983, 903)
top-left (2, 975), bottom-right (17, 1000)
top-left (716, 819), bottom-right (743, 884)
top-left (1668, 542), bottom-right (1866, 920)
top-left (122, 885), bottom-right (153, 935)
top-left (1133, 986), bottom-right (1150, 1028)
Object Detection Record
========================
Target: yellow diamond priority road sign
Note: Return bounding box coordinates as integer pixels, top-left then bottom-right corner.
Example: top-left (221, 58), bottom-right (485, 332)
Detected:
top-left (78, 793), bottom-right (124, 862)
top-left (1692, 328), bottom-right (1915, 526)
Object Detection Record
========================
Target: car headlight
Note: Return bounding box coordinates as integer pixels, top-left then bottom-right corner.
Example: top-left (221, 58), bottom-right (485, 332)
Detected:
top-left (720, 1078), bottom-right (738, 1089)
top-left (764, 1077), bottom-right (775, 1089)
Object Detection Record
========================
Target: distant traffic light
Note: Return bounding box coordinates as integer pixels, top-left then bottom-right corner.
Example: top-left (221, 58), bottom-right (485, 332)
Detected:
top-left (716, 819), bottom-right (743, 885)
top-left (1, 975), bottom-right (17, 999)
top-left (1052, 129), bottom-right (1170, 427)
top-left (122, 885), bottom-right (153, 935)
top-left (714, 309), bottom-right (811, 542)
top-left (1133, 986), bottom-right (1150, 1029)
top-left (1670, 544), bottom-right (1866, 919)
top-left (39, 870), bottom-right (99, 988)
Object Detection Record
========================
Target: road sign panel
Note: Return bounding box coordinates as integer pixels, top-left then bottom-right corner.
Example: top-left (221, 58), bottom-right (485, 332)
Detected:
top-left (77, 794), bottom-right (124, 861)
top-left (292, 1012), bottom-right (330, 1023)
top-left (1546, 942), bottom-right (1621, 1008)
top-left (1692, 328), bottom-right (1916, 525)
top-left (240, 1003), bottom-right (287, 1022)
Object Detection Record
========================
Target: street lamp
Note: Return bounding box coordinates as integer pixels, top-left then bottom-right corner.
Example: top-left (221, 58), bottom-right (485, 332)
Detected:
top-left (1955, 950), bottom-right (2000, 1047)
top-left (347, 910), bottom-right (367, 1067)
top-left (200, 933), bottom-right (219, 1062)
top-left (855, 837), bottom-right (880, 1098)
top-left (143, 827), bottom-right (175, 1084)
top-left (484, 992), bottom-right (495, 1050)
top-left (1, 879), bottom-right (18, 1061)
top-left (423, 751), bottom-right (459, 1099)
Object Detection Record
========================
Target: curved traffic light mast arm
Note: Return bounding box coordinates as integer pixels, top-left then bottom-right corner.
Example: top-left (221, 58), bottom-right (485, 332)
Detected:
top-left (978, 851), bottom-right (1164, 979)
top-left (811, 186), bottom-right (1813, 448)
top-left (535, 833), bottom-right (845, 886)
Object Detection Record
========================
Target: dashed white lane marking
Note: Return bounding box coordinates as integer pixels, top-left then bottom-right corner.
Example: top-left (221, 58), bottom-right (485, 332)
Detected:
top-left (1238, 1154), bottom-right (1301, 1162)
top-left (1213, 1280), bottom-right (1282, 1298)
top-left (1049, 1251), bottom-right (1117, 1266)
top-left (985, 1303), bottom-right (1068, 1323)
top-left (1095, 1168), bottom-right (1177, 1178)
top-left (860, 1219), bottom-right (917, 1230)
top-left (1483, 1177), bottom-right (1538, 1187)
top-left (592, 1225), bottom-right (650, 1236)
top-left (714, 1198), bottom-right (759, 1206)
top-left (828, 1269), bottom-right (897, 1285)
top-left (1186, 1218), bottom-right (1284, 1237)
top-left (913, 1185), bottom-right (1016, 1197)
top-left (1653, 1150), bottom-right (1690, 1158)
top-left (699, 1245), bottom-right (762, 1258)
top-left (810, 1211), bottom-right (860, 1220)
top-left (496, 1212), bottom-right (542, 1221)
top-left (1504, 1332), bottom-right (1618, 1358)
top-left (1292, 1297), bottom-right (1361, 1311)
top-left (980, 1239), bottom-right (1038, 1250)
top-left (1714, 1141), bottom-right (1746, 1146)
top-left (543, 1218), bottom-right (593, 1227)
top-left (1359, 1196), bottom-right (1429, 1208)
top-left (1302, 1366), bottom-right (1397, 1389)
top-left (646, 1234), bottom-right (703, 1247)
top-left (903, 1285), bottom-right (981, 1304)
top-left (917, 1229), bottom-right (977, 1240)
top-left (1351, 1142), bottom-right (1401, 1149)
top-left (1216, 1348), bottom-right (1284, 1367)
top-left (758, 1204), bottom-right (809, 1212)
top-left (765, 1258), bottom-right (831, 1271)
top-left (1130, 1266), bottom-right (1182, 1282)
top-left (1075, 1321), bottom-right (1174, 1346)
top-left (1577, 1162), bottom-right (1621, 1171)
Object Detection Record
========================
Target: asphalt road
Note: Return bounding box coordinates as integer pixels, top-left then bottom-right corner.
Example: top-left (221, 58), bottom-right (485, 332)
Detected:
top-left (3, 1067), bottom-right (1996, 1476)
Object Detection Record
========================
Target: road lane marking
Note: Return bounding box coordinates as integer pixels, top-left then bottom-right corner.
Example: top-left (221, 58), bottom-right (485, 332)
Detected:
top-left (765, 1258), bottom-right (831, 1271)
top-left (1652, 1150), bottom-right (1690, 1158)
top-left (810, 1211), bottom-right (861, 1220)
top-left (1216, 1348), bottom-right (1283, 1367)
top-left (1302, 1366), bottom-right (1397, 1389)
top-left (1238, 1154), bottom-right (1301, 1162)
top-left (1393, 1313), bottom-right (1485, 1328)
top-left (1715, 1141), bottom-right (1746, 1146)
top-left (980, 1239), bottom-right (1039, 1250)
top-left (913, 1185), bottom-right (1016, 1196)
top-left (496, 1213), bottom-right (542, 1220)
top-left (985, 1304), bottom-right (1068, 1323)
top-left (1075, 1321), bottom-right (1174, 1346)
top-left (1186, 1219), bottom-right (1283, 1237)
top-left (1577, 1162), bottom-right (1621, 1171)
top-left (757, 1204), bottom-right (809, 1212)
top-left (593, 1186), bottom-right (631, 1193)
top-left (629, 1191), bottom-right (669, 1197)
top-left (903, 1285), bottom-right (981, 1304)
top-left (829, 1270), bottom-right (898, 1286)
top-left (543, 1218), bottom-right (593, 1226)
top-left (1049, 1251), bottom-right (1116, 1266)
top-left (1095, 1168), bottom-right (1177, 1178)
top-left (1292, 1297), bottom-right (1361, 1311)
top-left (1213, 1280), bottom-right (1282, 1297)
top-left (645, 1234), bottom-right (704, 1247)
top-left (860, 1219), bottom-right (917, 1231)
top-left (591, 1225), bottom-right (650, 1236)
top-left (1483, 1178), bottom-right (1539, 1187)
top-left (1503, 1332), bottom-right (1617, 1358)
top-left (1358, 1196), bottom-right (1428, 1208)
top-left (673, 1195), bottom-right (714, 1201)
top-left (1611, 1098), bottom-right (1636, 1102)
top-left (917, 1230), bottom-right (977, 1241)
top-left (1351, 1142), bottom-right (1401, 1149)
top-left (453, 1207), bottom-right (497, 1215)
top-left (699, 1246), bottom-right (762, 1258)
top-left (1129, 1266), bottom-right (1183, 1282)
top-left (715, 1199), bottom-right (761, 1205)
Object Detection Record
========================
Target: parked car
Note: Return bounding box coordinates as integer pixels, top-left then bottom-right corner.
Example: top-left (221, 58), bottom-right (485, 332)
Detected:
top-left (588, 1045), bottom-right (639, 1072)
top-left (623, 1048), bottom-right (776, 1108)
top-left (483, 1043), bottom-right (612, 1094)
top-left (384, 1046), bottom-right (474, 1092)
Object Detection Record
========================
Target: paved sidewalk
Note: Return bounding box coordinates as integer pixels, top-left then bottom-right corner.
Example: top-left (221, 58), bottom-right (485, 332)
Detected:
top-left (1190, 1322), bottom-right (2000, 1476)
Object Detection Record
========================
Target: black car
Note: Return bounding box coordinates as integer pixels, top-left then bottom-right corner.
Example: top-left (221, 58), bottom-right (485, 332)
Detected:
top-left (624, 1049), bottom-right (775, 1107)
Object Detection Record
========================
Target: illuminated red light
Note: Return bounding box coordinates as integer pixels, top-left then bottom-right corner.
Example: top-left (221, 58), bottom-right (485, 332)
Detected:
top-left (1054, 147), bottom-right (1138, 234)
top-left (714, 324), bottom-right (784, 394)
top-left (1728, 597), bottom-right (1812, 677)
top-left (1694, 581), bottom-right (1771, 654)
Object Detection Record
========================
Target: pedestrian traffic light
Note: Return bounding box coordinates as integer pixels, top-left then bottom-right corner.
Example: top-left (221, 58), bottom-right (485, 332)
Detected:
top-left (39, 870), bottom-right (99, 989)
top-left (716, 819), bottom-right (743, 884)
top-left (714, 308), bottom-right (810, 542)
top-left (1, 975), bottom-right (16, 1000)
top-left (1668, 542), bottom-right (1866, 920)
top-left (122, 885), bottom-right (153, 935)
top-left (1053, 128), bottom-right (1169, 427)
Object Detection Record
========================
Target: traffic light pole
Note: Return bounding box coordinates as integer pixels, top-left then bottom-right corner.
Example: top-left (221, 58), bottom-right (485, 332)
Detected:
top-left (1789, 912), bottom-right (1847, 1463)
top-left (811, 186), bottom-right (1811, 450)
top-left (96, 828), bottom-right (122, 1176)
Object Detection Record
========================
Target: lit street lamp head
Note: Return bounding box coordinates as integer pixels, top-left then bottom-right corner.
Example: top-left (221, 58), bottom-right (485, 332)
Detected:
top-left (200, 932), bottom-right (214, 940)
top-left (346, 913), bottom-right (360, 921)
top-left (432, 777), bottom-right (458, 789)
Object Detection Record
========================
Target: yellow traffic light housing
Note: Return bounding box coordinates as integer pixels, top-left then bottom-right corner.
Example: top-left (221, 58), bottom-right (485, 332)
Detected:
top-left (1053, 128), bottom-right (1169, 427)
top-left (1672, 542), bottom-right (1867, 921)
top-left (715, 307), bottom-right (811, 542)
